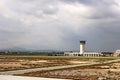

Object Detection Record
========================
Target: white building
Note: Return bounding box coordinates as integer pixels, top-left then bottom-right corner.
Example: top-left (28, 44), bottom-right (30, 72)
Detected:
top-left (114, 50), bottom-right (120, 57)
top-left (83, 52), bottom-right (101, 57)
top-left (64, 41), bottom-right (101, 57)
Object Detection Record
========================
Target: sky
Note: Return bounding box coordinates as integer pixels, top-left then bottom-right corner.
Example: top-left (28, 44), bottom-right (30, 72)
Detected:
top-left (0, 0), bottom-right (120, 52)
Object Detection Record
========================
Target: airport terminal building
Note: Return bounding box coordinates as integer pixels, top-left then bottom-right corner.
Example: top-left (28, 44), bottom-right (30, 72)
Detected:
top-left (64, 41), bottom-right (101, 57)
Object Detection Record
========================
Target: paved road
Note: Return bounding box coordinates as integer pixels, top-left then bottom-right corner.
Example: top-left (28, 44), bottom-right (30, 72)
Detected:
top-left (0, 75), bottom-right (70, 80)
top-left (0, 59), bottom-right (120, 75)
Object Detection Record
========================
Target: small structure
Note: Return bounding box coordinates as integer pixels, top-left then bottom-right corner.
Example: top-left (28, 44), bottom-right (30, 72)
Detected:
top-left (101, 52), bottom-right (114, 57)
top-left (114, 50), bottom-right (120, 57)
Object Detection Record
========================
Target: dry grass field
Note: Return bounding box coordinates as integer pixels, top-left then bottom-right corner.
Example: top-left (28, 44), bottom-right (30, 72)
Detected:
top-left (20, 61), bottom-right (120, 80)
top-left (0, 55), bottom-right (116, 72)
top-left (0, 55), bottom-right (119, 80)
top-left (0, 56), bottom-right (71, 71)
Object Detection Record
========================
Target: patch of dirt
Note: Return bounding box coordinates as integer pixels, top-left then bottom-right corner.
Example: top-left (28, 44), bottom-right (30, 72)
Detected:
top-left (69, 61), bottom-right (90, 64)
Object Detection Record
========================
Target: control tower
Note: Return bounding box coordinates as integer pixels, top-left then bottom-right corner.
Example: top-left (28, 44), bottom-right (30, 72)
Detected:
top-left (80, 41), bottom-right (86, 54)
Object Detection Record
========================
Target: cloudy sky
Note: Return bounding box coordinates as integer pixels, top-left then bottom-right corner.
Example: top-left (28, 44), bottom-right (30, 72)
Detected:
top-left (0, 0), bottom-right (120, 52)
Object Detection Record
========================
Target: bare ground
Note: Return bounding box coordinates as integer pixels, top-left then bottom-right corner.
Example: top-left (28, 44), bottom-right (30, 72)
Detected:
top-left (19, 62), bottom-right (120, 80)
top-left (0, 56), bottom-right (119, 80)
top-left (0, 56), bottom-right (112, 71)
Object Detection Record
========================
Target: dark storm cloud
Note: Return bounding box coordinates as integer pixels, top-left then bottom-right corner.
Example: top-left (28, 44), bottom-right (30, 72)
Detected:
top-left (0, 0), bottom-right (120, 51)
top-left (61, 0), bottom-right (116, 6)
top-left (0, 15), bottom-right (30, 49)
top-left (77, 21), bottom-right (120, 52)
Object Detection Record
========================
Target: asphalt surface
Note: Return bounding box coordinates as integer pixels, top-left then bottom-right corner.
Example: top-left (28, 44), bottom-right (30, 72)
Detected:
top-left (0, 75), bottom-right (70, 80)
